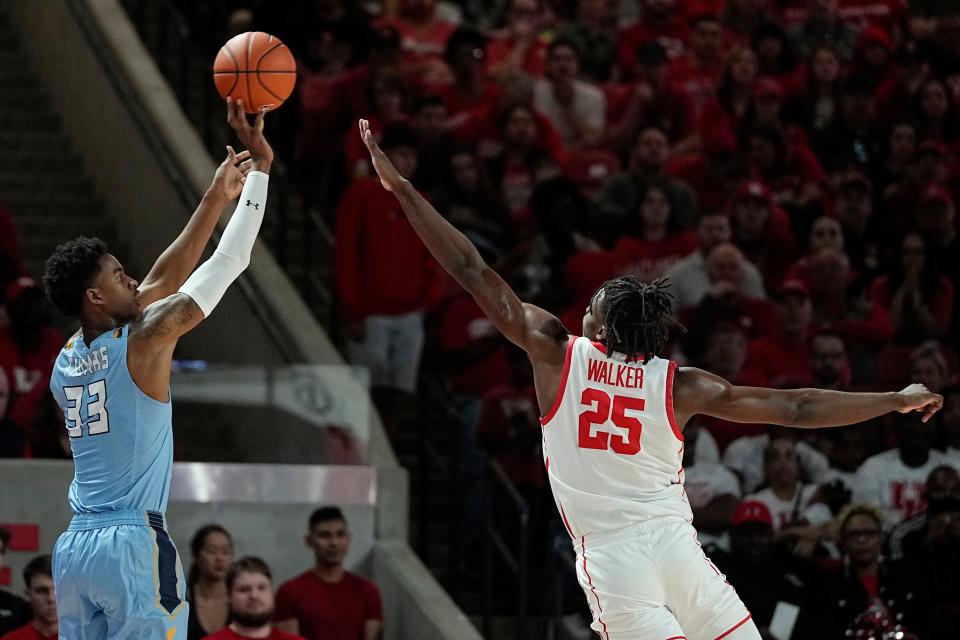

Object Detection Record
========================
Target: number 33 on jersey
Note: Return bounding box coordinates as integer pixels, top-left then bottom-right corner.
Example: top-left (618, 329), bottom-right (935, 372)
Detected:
top-left (540, 336), bottom-right (691, 539)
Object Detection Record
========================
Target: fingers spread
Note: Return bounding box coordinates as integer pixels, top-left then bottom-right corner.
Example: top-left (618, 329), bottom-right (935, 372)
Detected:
top-left (226, 145), bottom-right (237, 163)
top-left (234, 149), bottom-right (252, 164)
top-left (238, 159), bottom-right (254, 174)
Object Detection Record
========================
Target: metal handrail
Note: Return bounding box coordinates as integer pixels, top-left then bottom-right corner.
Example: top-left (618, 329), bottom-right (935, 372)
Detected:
top-left (482, 459), bottom-right (530, 640)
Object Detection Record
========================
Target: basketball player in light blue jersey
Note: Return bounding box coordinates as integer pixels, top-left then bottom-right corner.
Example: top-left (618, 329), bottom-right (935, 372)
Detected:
top-left (42, 98), bottom-right (272, 640)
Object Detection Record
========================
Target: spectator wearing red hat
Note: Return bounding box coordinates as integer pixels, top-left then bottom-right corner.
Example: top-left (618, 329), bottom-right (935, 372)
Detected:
top-left (667, 12), bottom-right (728, 122)
top-left (603, 42), bottom-right (699, 155)
top-left (594, 124), bottom-right (698, 235)
top-left (740, 279), bottom-right (817, 388)
top-left (615, 0), bottom-right (689, 81)
top-left (0, 278), bottom-right (63, 458)
top-left (532, 37), bottom-right (606, 148)
top-left (851, 24), bottom-right (901, 96)
top-left (869, 232), bottom-right (954, 345)
top-left (913, 76), bottom-right (960, 145)
top-left (485, 0), bottom-right (551, 80)
top-left (789, 0), bottom-right (859, 61)
top-left (728, 179), bottom-right (798, 288)
top-left (665, 210), bottom-right (765, 312)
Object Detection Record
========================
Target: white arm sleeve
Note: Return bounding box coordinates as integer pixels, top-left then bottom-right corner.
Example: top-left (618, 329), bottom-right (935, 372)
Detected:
top-left (178, 170), bottom-right (268, 316)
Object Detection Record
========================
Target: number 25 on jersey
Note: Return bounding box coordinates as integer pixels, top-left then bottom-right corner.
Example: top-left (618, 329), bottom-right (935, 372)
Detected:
top-left (578, 388), bottom-right (644, 454)
top-left (63, 380), bottom-right (111, 437)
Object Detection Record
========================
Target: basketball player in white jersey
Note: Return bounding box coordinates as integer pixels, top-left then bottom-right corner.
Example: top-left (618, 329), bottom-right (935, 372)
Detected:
top-left (357, 120), bottom-right (943, 639)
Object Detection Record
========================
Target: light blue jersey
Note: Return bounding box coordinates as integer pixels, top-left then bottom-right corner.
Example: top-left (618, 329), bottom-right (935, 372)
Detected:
top-left (50, 325), bottom-right (173, 514)
top-left (50, 326), bottom-right (187, 640)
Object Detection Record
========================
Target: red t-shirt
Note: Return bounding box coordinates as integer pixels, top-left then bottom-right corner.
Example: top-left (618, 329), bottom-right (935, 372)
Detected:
top-left (613, 232), bottom-right (699, 283)
top-left (274, 571), bottom-right (382, 640)
top-left (485, 34), bottom-right (549, 78)
top-left (334, 178), bottom-right (444, 323)
top-left (0, 326), bottom-right (62, 432)
top-left (203, 627), bottom-right (303, 640)
top-left (0, 624), bottom-right (57, 640)
top-left (616, 17), bottom-right (689, 80)
top-left (740, 334), bottom-right (814, 389)
top-left (780, 0), bottom-right (907, 32)
top-left (476, 383), bottom-right (545, 488)
top-left (438, 294), bottom-right (510, 397)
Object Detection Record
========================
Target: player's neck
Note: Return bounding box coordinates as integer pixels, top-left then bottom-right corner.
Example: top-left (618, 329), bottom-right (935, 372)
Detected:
top-left (79, 314), bottom-right (118, 346)
top-left (312, 563), bottom-right (345, 583)
top-left (33, 619), bottom-right (57, 638)
top-left (229, 622), bottom-right (272, 639)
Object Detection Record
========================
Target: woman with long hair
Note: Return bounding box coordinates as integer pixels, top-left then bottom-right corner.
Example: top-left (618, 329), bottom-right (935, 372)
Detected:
top-left (912, 76), bottom-right (960, 145)
top-left (185, 525), bottom-right (234, 640)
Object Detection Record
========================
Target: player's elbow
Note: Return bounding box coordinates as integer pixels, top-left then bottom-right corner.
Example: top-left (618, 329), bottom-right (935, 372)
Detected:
top-left (785, 391), bottom-right (816, 428)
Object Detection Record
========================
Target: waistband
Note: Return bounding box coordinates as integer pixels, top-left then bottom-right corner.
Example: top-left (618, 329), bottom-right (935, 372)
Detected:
top-left (68, 510), bottom-right (165, 531)
top-left (575, 514), bottom-right (691, 548)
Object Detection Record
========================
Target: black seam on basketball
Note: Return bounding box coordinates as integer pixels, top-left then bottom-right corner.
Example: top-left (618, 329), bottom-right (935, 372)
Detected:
top-left (256, 42), bottom-right (284, 68)
top-left (245, 32), bottom-right (253, 107)
top-left (256, 40), bottom-right (289, 102)
top-left (221, 45), bottom-right (240, 96)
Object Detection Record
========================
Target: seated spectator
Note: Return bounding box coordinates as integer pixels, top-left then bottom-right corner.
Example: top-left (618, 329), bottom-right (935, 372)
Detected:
top-left (434, 149), bottom-right (510, 256)
top-left (870, 232), bottom-right (954, 344)
top-left (789, 0), bottom-right (858, 61)
top-left (728, 180), bottom-right (798, 288)
top-left (594, 124), bottom-right (698, 238)
top-left (615, 0), bottom-right (689, 80)
top-left (784, 45), bottom-right (844, 167)
top-left (436, 28), bottom-right (500, 118)
top-left (0, 528), bottom-right (28, 635)
top-left (849, 25), bottom-right (899, 96)
top-left (203, 557), bottom-right (304, 640)
top-left (335, 124), bottom-right (445, 423)
top-left (912, 76), bottom-right (960, 146)
top-left (533, 37), bottom-right (605, 148)
top-left (602, 43), bottom-right (698, 155)
top-left (832, 171), bottom-right (883, 281)
top-left (665, 125), bottom-right (749, 212)
top-left (915, 188), bottom-right (960, 321)
top-left (907, 341), bottom-right (951, 395)
top-left (872, 118), bottom-right (918, 198)
top-left (557, 0), bottom-right (618, 83)
top-left (882, 140), bottom-right (954, 236)
top-left (810, 331), bottom-right (852, 390)
top-left (745, 436), bottom-right (833, 531)
top-left (740, 279), bottom-right (816, 388)
top-left (0, 279), bottom-right (63, 457)
top-left (275, 507), bottom-right (383, 640)
top-left (888, 465), bottom-right (959, 562)
top-left (751, 22), bottom-right (803, 92)
top-left (680, 243), bottom-right (778, 361)
top-left (0, 203), bottom-right (25, 298)
top-left (378, 0), bottom-right (456, 86)
top-left (610, 180), bottom-right (698, 281)
top-left (187, 525), bottom-right (234, 640)
top-left (485, 0), bottom-right (551, 80)
top-left (709, 500), bottom-right (828, 638)
top-left (743, 121), bottom-right (825, 218)
top-left (785, 215), bottom-right (845, 285)
top-left (682, 420), bottom-right (741, 548)
top-left (410, 96), bottom-right (454, 192)
top-left (723, 0), bottom-right (773, 42)
top-left (665, 210), bottom-right (765, 312)
top-left (666, 11), bottom-right (728, 121)
top-left (818, 504), bottom-right (926, 638)
top-left (0, 555), bottom-right (56, 640)
top-left (724, 426), bottom-right (831, 495)
top-left (823, 424), bottom-right (875, 497)
top-left (343, 68), bottom-right (412, 179)
top-left (700, 45), bottom-right (760, 142)
top-left (853, 412), bottom-right (952, 526)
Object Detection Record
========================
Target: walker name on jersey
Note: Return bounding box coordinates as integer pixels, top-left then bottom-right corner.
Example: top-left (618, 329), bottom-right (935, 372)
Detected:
top-left (64, 347), bottom-right (111, 376)
top-left (587, 358), bottom-right (644, 389)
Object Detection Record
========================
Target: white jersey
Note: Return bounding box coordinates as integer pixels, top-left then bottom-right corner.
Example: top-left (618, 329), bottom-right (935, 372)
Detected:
top-left (540, 337), bottom-right (692, 539)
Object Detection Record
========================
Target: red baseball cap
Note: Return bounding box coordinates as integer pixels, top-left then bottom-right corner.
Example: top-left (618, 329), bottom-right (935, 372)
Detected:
top-left (732, 500), bottom-right (773, 527)
top-left (4, 277), bottom-right (40, 304)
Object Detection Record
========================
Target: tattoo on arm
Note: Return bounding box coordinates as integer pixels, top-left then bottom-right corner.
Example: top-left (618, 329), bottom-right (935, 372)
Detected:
top-left (133, 293), bottom-right (202, 343)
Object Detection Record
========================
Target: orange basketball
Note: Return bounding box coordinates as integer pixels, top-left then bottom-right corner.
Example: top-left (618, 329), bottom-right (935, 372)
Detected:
top-left (213, 32), bottom-right (296, 113)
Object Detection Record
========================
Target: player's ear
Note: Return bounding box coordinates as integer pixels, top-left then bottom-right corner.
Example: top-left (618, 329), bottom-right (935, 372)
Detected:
top-left (86, 286), bottom-right (104, 307)
top-left (596, 325), bottom-right (607, 340)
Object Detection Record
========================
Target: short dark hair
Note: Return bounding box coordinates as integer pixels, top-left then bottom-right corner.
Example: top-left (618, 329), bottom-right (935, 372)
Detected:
top-left (548, 36), bottom-right (581, 60)
top-left (444, 27), bottom-right (487, 64)
top-left (596, 277), bottom-right (677, 363)
top-left (23, 554), bottom-right (52, 588)
top-left (226, 556), bottom-right (272, 591)
top-left (309, 506), bottom-right (346, 530)
top-left (42, 236), bottom-right (109, 316)
top-left (188, 524), bottom-right (233, 589)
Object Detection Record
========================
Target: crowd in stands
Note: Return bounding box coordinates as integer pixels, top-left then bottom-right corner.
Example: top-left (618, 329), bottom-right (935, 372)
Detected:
top-left (0, 508), bottom-right (382, 640)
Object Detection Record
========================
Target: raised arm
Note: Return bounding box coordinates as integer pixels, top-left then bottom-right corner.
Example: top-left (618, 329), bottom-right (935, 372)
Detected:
top-left (358, 119), bottom-right (566, 363)
top-left (136, 98), bottom-right (273, 307)
top-left (673, 367), bottom-right (942, 430)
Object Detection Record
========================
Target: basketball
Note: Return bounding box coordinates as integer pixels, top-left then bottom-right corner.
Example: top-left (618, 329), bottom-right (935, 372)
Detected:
top-left (213, 31), bottom-right (296, 113)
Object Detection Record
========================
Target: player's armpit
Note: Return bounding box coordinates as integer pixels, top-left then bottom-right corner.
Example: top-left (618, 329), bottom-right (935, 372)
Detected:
top-left (128, 293), bottom-right (204, 347)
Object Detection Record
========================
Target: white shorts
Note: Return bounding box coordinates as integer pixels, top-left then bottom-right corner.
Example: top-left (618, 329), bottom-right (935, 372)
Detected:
top-left (348, 311), bottom-right (424, 393)
top-left (574, 517), bottom-right (761, 640)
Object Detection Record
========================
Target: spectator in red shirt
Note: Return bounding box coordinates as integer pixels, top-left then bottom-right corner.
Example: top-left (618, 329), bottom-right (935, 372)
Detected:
top-left (850, 25), bottom-right (900, 95)
top-left (204, 557), bottom-right (304, 640)
top-left (869, 232), bottom-right (954, 345)
top-left (668, 12), bottom-right (728, 121)
top-left (665, 125), bottom-right (750, 212)
top-left (832, 172), bottom-right (884, 281)
top-left (784, 44), bottom-right (845, 166)
top-left (485, 0), bottom-right (551, 80)
top-left (752, 22), bottom-right (804, 92)
top-left (378, 0), bottom-right (456, 86)
top-left (275, 507), bottom-right (382, 640)
top-left (616, 0), bottom-right (690, 80)
top-left (702, 44), bottom-right (759, 140)
top-left (786, 215), bottom-right (845, 284)
top-left (335, 123), bottom-right (444, 405)
top-left (728, 179), bottom-right (799, 288)
top-left (343, 68), bottom-right (412, 180)
top-left (0, 555), bottom-right (56, 640)
top-left (873, 118), bottom-right (918, 197)
top-left (0, 278), bottom-right (62, 458)
top-left (743, 121), bottom-right (826, 216)
top-left (741, 279), bottom-right (816, 388)
top-left (436, 27), bottom-right (500, 119)
top-left (912, 76), bottom-right (960, 145)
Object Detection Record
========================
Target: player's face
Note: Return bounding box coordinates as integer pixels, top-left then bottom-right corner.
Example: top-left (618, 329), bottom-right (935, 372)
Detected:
top-left (197, 530), bottom-right (234, 581)
top-left (307, 519), bottom-right (350, 567)
top-left (229, 571), bottom-right (274, 627)
top-left (26, 574), bottom-right (58, 626)
top-left (89, 254), bottom-right (141, 323)
top-left (583, 289), bottom-right (605, 340)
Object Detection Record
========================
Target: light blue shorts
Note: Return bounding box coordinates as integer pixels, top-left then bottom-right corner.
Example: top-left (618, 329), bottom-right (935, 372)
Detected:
top-left (53, 510), bottom-right (188, 640)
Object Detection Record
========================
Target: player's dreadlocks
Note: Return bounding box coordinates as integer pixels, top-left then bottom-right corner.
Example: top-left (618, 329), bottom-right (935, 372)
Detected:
top-left (598, 276), bottom-right (678, 363)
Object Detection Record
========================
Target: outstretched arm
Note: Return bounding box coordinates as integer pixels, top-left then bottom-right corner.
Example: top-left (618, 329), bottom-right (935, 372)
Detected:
top-left (358, 119), bottom-right (566, 362)
top-left (136, 98), bottom-right (274, 308)
top-left (673, 367), bottom-right (943, 430)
